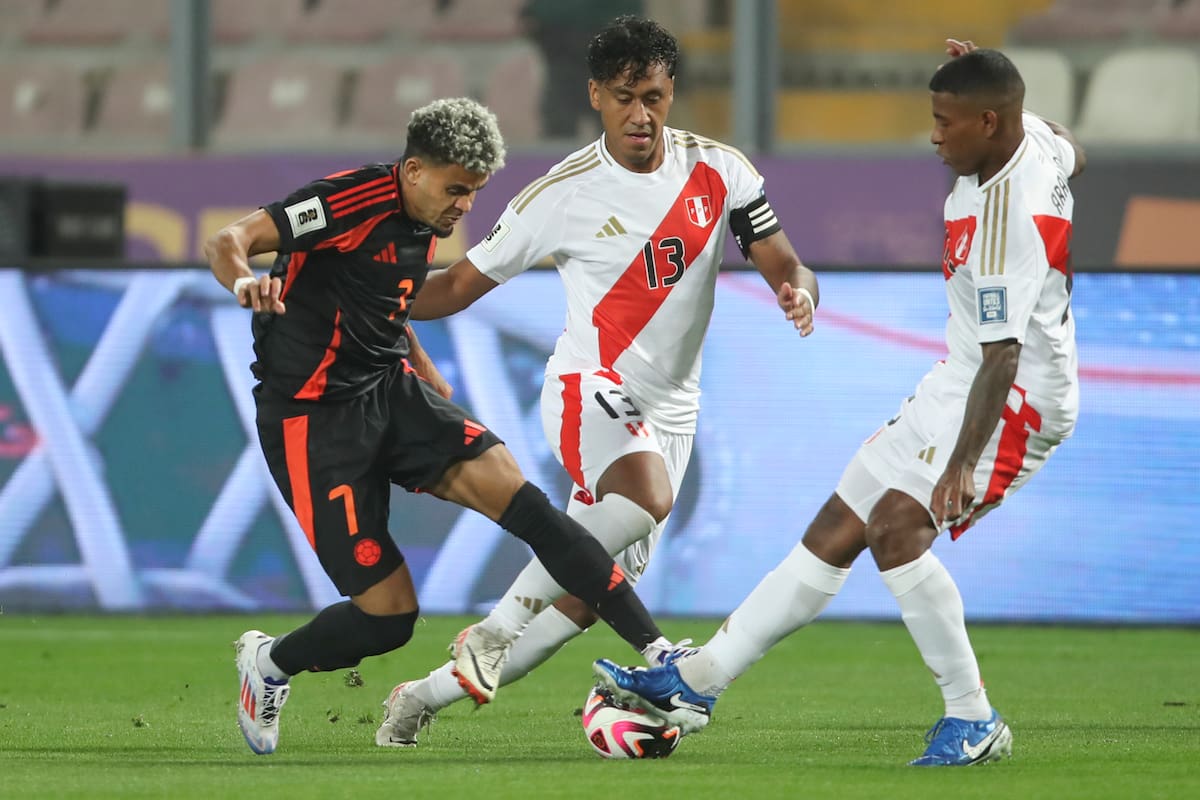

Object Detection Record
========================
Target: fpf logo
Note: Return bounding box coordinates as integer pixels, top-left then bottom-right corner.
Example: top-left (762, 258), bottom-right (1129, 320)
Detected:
top-left (942, 216), bottom-right (976, 278)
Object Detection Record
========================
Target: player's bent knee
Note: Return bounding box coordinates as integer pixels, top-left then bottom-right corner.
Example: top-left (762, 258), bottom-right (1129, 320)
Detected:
top-left (351, 606), bottom-right (420, 658)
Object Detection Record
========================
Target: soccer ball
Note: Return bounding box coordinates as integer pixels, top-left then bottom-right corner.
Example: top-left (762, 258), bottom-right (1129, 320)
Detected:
top-left (581, 685), bottom-right (682, 759)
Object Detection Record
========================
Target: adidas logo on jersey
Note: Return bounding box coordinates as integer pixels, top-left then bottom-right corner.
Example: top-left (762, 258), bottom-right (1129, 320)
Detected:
top-left (594, 216), bottom-right (627, 238)
top-left (374, 243), bottom-right (397, 263)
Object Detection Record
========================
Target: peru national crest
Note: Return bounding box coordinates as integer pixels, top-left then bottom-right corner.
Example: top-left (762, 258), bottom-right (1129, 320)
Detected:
top-left (685, 195), bottom-right (712, 228)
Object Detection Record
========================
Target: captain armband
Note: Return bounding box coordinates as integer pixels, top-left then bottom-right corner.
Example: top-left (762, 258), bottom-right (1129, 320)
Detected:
top-left (729, 194), bottom-right (782, 258)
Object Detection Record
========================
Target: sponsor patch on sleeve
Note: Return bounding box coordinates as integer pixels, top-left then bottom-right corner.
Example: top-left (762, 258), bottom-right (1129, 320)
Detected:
top-left (479, 220), bottom-right (510, 253)
top-left (284, 197), bottom-right (327, 238)
top-left (978, 287), bottom-right (1008, 324)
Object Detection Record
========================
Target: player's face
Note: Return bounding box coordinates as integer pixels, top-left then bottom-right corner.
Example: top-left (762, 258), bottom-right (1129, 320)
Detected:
top-left (589, 62), bottom-right (674, 173)
top-left (401, 159), bottom-right (490, 237)
top-left (930, 91), bottom-right (992, 177)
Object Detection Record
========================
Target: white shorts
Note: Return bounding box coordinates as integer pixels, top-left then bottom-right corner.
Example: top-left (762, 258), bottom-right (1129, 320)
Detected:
top-left (542, 369), bottom-right (693, 578)
top-left (836, 361), bottom-right (1072, 539)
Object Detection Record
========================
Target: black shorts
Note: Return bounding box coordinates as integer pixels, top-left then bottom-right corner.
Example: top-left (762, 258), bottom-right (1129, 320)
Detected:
top-left (255, 365), bottom-right (503, 597)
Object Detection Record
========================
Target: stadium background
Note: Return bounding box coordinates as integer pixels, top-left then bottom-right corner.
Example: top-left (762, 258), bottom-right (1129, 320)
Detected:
top-left (0, 0), bottom-right (1196, 624)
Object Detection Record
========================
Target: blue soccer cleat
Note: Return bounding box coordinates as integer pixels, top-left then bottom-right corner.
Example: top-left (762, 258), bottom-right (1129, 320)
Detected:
top-left (592, 659), bottom-right (715, 735)
top-left (908, 708), bottom-right (1013, 766)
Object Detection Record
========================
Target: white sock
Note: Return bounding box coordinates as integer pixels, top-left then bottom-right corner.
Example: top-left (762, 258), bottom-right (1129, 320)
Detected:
top-left (681, 543), bottom-right (850, 697)
top-left (498, 605), bottom-right (587, 684)
top-left (257, 639), bottom-right (290, 682)
top-left (484, 494), bottom-right (656, 638)
top-left (880, 550), bottom-right (991, 720)
top-left (409, 661), bottom-right (466, 711)
top-left (408, 607), bottom-right (587, 713)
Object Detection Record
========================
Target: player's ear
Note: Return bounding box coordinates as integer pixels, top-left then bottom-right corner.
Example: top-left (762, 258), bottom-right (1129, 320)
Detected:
top-left (401, 157), bottom-right (422, 185)
top-left (588, 79), bottom-right (602, 112)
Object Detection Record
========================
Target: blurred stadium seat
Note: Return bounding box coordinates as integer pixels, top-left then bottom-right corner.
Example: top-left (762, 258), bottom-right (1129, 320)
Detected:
top-left (209, 0), bottom-right (306, 45)
top-left (482, 44), bottom-right (546, 144)
top-left (22, 0), bottom-right (166, 44)
top-left (284, 0), bottom-right (436, 43)
top-left (1009, 0), bottom-right (1171, 43)
top-left (1152, 0), bottom-right (1200, 39)
top-left (1004, 47), bottom-right (1076, 125)
top-left (91, 61), bottom-right (173, 145)
top-left (0, 0), bottom-right (45, 43)
top-left (429, 0), bottom-right (526, 40)
top-left (211, 57), bottom-right (343, 149)
top-left (344, 53), bottom-right (467, 140)
top-left (0, 62), bottom-right (87, 148)
top-left (1075, 47), bottom-right (1200, 143)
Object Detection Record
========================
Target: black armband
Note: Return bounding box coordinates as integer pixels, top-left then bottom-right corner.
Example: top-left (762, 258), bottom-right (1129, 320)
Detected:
top-left (729, 194), bottom-right (782, 258)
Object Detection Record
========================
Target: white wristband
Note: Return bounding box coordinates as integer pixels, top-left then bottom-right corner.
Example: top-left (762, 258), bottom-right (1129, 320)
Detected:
top-left (795, 286), bottom-right (815, 315)
top-left (232, 276), bottom-right (257, 297)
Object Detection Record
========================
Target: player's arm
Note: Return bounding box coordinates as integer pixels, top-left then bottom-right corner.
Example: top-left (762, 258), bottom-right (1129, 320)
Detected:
top-left (204, 209), bottom-right (286, 314)
top-left (748, 230), bottom-right (819, 337)
top-left (404, 323), bottom-right (453, 399)
top-left (1039, 117), bottom-right (1086, 178)
top-left (410, 256), bottom-right (500, 320)
top-left (932, 338), bottom-right (1022, 524)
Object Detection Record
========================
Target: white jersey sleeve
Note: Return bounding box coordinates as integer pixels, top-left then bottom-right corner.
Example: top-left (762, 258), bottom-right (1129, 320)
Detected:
top-left (467, 202), bottom-right (562, 285)
top-left (1023, 112), bottom-right (1076, 178)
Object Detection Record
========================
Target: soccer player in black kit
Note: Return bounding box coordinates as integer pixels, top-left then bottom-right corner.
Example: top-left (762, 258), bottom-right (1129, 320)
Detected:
top-left (205, 98), bottom-right (678, 755)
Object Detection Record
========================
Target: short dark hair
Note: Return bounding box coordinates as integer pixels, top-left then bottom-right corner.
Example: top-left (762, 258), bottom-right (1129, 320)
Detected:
top-left (587, 15), bottom-right (679, 85)
top-left (929, 49), bottom-right (1024, 106)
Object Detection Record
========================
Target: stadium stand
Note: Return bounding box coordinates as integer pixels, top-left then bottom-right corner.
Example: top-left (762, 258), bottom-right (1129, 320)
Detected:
top-left (284, 0), bottom-right (436, 43)
top-left (482, 44), bottom-right (547, 144)
top-left (428, 0), bottom-right (527, 40)
top-left (21, 0), bottom-right (167, 45)
top-left (344, 52), bottom-right (468, 141)
top-left (1009, 0), bottom-right (1172, 43)
top-left (210, 57), bottom-right (344, 149)
top-left (1152, 0), bottom-right (1200, 39)
top-left (208, 0), bottom-right (307, 45)
top-left (1074, 47), bottom-right (1200, 143)
top-left (1004, 47), bottom-right (1077, 125)
top-left (0, 61), bottom-right (88, 149)
top-left (90, 61), bottom-right (173, 146)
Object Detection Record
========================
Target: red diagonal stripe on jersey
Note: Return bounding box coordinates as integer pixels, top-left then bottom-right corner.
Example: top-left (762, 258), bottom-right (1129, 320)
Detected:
top-left (332, 190), bottom-right (399, 219)
top-left (1033, 215), bottom-right (1072, 276)
top-left (294, 309), bottom-right (342, 402)
top-left (592, 162), bottom-right (727, 369)
top-left (280, 251), bottom-right (307, 300)
top-left (330, 183), bottom-right (396, 212)
top-left (328, 175), bottom-right (393, 205)
top-left (315, 212), bottom-right (392, 253)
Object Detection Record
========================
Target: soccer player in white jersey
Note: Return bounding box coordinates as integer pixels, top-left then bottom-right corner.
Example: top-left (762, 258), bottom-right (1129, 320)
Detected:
top-left (596, 40), bottom-right (1087, 764)
top-left (374, 15), bottom-right (818, 746)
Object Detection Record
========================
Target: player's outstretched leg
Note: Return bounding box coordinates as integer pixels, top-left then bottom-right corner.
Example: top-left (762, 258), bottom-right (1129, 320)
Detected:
top-left (908, 708), bottom-right (1013, 766)
top-left (375, 681), bottom-right (437, 748)
top-left (591, 659), bottom-right (715, 735)
top-left (448, 622), bottom-right (512, 704)
top-left (234, 630), bottom-right (291, 755)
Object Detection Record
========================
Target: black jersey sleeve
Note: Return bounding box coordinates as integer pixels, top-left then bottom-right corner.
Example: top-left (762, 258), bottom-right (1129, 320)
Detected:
top-left (264, 163), bottom-right (401, 253)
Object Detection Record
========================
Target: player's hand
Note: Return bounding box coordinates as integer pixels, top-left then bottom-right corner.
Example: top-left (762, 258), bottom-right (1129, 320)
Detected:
top-left (945, 38), bottom-right (976, 57)
top-left (408, 350), bottom-right (454, 399)
top-left (777, 282), bottom-right (814, 337)
top-left (931, 460), bottom-right (976, 526)
top-left (235, 275), bottom-right (286, 315)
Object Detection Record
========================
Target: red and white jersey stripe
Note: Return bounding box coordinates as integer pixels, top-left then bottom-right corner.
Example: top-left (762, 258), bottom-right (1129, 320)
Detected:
top-left (940, 113), bottom-right (1080, 424)
top-left (467, 128), bottom-right (765, 433)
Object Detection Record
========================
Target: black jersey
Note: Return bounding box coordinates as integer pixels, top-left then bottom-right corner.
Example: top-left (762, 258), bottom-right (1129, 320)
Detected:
top-left (253, 163), bottom-right (438, 402)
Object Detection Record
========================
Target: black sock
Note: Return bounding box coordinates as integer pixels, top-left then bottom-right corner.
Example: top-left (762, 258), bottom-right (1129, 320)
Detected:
top-left (499, 482), bottom-right (662, 651)
top-left (270, 602), bottom-right (418, 675)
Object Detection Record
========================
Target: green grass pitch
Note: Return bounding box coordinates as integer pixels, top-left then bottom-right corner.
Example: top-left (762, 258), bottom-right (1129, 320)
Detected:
top-left (0, 615), bottom-right (1196, 799)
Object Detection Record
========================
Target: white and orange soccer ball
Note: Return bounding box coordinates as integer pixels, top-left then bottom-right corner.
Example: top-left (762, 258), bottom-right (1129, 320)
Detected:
top-left (581, 685), bottom-right (682, 759)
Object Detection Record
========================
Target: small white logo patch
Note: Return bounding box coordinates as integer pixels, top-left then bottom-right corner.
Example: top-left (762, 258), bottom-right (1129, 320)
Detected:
top-left (978, 287), bottom-right (1007, 324)
top-left (479, 220), bottom-right (510, 253)
top-left (284, 197), bottom-right (327, 238)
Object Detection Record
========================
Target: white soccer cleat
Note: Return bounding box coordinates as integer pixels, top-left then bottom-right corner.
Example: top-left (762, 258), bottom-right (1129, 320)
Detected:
top-left (234, 630), bottom-right (290, 755)
top-left (448, 624), bottom-right (512, 705)
top-left (643, 638), bottom-right (699, 667)
top-left (375, 681), bottom-right (437, 748)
